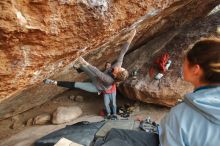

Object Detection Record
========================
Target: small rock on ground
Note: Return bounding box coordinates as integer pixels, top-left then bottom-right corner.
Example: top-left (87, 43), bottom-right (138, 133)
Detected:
top-left (52, 106), bottom-right (82, 124)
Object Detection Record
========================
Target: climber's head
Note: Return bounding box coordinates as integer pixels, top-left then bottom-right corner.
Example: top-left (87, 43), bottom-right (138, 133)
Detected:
top-left (112, 67), bottom-right (129, 82)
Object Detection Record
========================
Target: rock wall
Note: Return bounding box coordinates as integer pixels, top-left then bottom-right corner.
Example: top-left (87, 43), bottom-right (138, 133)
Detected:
top-left (120, 11), bottom-right (220, 107)
top-left (0, 0), bottom-right (219, 119)
top-left (1, 0), bottom-right (163, 101)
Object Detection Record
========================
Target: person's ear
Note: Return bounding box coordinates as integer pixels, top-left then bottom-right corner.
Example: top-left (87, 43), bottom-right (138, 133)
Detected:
top-left (193, 64), bottom-right (202, 76)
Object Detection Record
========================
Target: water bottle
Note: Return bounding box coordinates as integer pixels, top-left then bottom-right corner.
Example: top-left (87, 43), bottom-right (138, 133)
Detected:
top-left (155, 73), bottom-right (164, 80)
top-left (165, 60), bottom-right (172, 70)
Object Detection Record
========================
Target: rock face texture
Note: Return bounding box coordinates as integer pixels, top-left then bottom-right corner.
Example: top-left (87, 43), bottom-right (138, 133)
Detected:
top-left (120, 12), bottom-right (220, 107)
top-left (0, 0), bottom-right (219, 119)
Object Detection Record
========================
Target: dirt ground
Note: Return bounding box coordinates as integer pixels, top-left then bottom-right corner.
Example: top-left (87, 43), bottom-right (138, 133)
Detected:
top-left (0, 89), bottom-right (169, 146)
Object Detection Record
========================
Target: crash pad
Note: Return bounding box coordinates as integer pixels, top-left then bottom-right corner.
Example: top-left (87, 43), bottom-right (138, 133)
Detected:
top-left (94, 128), bottom-right (159, 146)
top-left (95, 120), bottom-right (140, 138)
top-left (35, 121), bottom-right (105, 146)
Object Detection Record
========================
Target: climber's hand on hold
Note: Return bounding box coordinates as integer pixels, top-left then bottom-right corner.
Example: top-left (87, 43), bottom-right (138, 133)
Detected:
top-left (73, 56), bottom-right (89, 69)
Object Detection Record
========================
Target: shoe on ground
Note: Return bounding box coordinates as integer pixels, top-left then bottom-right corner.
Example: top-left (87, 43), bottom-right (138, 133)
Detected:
top-left (105, 114), bottom-right (111, 120)
top-left (111, 115), bottom-right (118, 120)
top-left (43, 79), bottom-right (56, 85)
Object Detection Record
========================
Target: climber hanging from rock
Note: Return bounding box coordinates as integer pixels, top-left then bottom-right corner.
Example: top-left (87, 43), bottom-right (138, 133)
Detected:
top-left (43, 29), bottom-right (137, 120)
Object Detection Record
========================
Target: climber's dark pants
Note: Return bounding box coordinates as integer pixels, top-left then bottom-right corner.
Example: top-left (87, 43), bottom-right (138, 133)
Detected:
top-left (57, 81), bottom-right (75, 89)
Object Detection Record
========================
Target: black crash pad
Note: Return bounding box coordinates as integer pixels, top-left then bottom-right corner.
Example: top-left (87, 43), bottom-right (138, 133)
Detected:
top-left (35, 121), bottom-right (105, 146)
top-left (94, 128), bottom-right (159, 146)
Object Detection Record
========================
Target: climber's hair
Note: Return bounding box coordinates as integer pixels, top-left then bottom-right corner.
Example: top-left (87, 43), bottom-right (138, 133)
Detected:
top-left (186, 38), bottom-right (220, 83)
top-left (115, 69), bottom-right (129, 82)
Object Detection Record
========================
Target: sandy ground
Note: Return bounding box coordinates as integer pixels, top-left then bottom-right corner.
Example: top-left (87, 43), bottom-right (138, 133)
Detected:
top-left (0, 89), bottom-right (169, 146)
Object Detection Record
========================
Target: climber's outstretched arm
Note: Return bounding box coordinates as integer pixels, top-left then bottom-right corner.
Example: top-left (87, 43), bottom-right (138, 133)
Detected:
top-left (113, 29), bottom-right (136, 68)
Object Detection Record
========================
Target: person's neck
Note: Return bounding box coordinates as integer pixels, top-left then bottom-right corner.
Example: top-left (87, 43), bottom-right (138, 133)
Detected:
top-left (194, 82), bottom-right (220, 89)
top-left (194, 82), bottom-right (208, 89)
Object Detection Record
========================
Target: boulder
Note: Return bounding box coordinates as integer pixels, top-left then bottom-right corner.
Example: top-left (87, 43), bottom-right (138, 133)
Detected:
top-left (68, 95), bottom-right (84, 102)
top-left (10, 122), bottom-right (25, 130)
top-left (10, 115), bottom-right (24, 129)
top-left (52, 106), bottom-right (83, 124)
top-left (0, 0), bottom-right (219, 119)
top-left (26, 118), bottom-right (34, 126)
top-left (69, 95), bottom-right (75, 101)
top-left (33, 113), bottom-right (51, 125)
top-left (75, 96), bottom-right (84, 102)
top-left (119, 11), bottom-right (220, 107)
